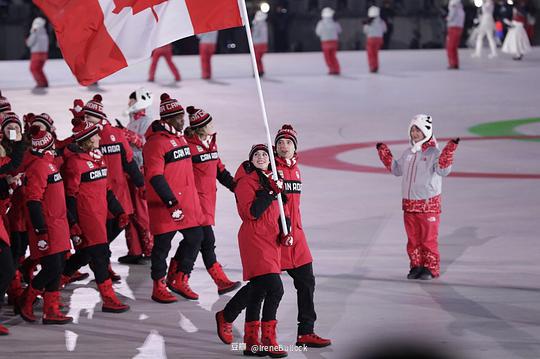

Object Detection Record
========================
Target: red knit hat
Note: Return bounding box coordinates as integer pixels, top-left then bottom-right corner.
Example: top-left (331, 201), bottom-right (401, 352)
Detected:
top-left (83, 94), bottom-right (106, 120)
top-left (274, 124), bottom-right (298, 150)
top-left (186, 106), bottom-right (212, 129)
top-left (72, 118), bottom-right (101, 143)
top-left (33, 113), bottom-right (55, 132)
top-left (249, 143), bottom-right (269, 162)
top-left (1, 111), bottom-right (22, 131)
top-left (29, 125), bottom-right (54, 151)
top-left (0, 90), bottom-right (10, 113)
top-left (159, 93), bottom-right (184, 120)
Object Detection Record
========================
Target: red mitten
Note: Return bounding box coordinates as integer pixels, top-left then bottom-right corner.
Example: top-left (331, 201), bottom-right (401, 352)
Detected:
top-left (280, 234), bottom-right (294, 247)
top-left (118, 213), bottom-right (130, 229)
top-left (439, 138), bottom-right (460, 169)
top-left (268, 177), bottom-right (284, 195)
top-left (376, 143), bottom-right (393, 171)
top-left (70, 224), bottom-right (83, 247)
top-left (70, 224), bottom-right (82, 237)
top-left (169, 204), bottom-right (184, 222)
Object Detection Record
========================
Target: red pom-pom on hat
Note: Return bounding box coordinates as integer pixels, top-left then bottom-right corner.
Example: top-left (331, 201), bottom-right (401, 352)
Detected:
top-left (160, 93), bottom-right (171, 101)
top-left (92, 94), bottom-right (103, 103)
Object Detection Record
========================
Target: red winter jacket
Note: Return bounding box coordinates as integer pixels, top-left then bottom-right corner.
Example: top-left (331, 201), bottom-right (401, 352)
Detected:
top-left (276, 156), bottom-right (313, 270)
top-left (185, 133), bottom-right (235, 226)
top-left (64, 146), bottom-right (121, 248)
top-left (143, 121), bottom-right (203, 235)
top-left (7, 152), bottom-right (32, 233)
top-left (99, 121), bottom-right (144, 217)
top-left (0, 141), bottom-right (25, 245)
top-left (0, 197), bottom-right (9, 246)
top-left (234, 161), bottom-right (283, 281)
top-left (24, 151), bottom-right (71, 259)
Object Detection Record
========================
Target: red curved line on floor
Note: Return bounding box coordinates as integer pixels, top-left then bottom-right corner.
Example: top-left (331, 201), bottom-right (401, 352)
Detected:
top-left (298, 136), bottom-right (540, 179)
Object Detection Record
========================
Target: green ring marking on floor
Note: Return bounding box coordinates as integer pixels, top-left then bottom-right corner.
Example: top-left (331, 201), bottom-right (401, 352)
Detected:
top-left (469, 118), bottom-right (540, 142)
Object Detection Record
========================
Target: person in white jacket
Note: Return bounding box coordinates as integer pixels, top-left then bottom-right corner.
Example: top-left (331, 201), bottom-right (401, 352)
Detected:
top-left (376, 115), bottom-right (460, 280)
top-left (315, 7), bottom-right (342, 75)
top-left (26, 17), bottom-right (49, 88)
top-left (472, 0), bottom-right (498, 58)
top-left (363, 6), bottom-right (387, 73)
top-left (252, 11), bottom-right (269, 76)
top-left (445, 0), bottom-right (465, 69)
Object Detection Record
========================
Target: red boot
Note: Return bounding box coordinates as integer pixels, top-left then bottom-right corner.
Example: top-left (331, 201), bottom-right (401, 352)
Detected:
top-left (296, 333), bottom-right (332, 348)
top-left (42, 291), bottom-right (73, 325)
top-left (165, 258), bottom-right (178, 287)
top-left (243, 321), bottom-right (265, 357)
top-left (261, 320), bottom-right (287, 358)
top-left (207, 262), bottom-right (241, 295)
top-left (168, 271), bottom-right (199, 300)
top-left (97, 279), bottom-right (129, 313)
top-left (0, 323), bottom-right (8, 335)
top-left (108, 264), bottom-right (121, 282)
top-left (7, 270), bottom-right (24, 305)
top-left (18, 285), bottom-right (43, 322)
top-left (215, 310), bottom-right (233, 344)
top-left (151, 278), bottom-right (177, 303)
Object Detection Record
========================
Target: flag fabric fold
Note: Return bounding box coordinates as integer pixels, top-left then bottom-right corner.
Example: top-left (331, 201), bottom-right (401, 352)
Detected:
top-left (33, 0), bottom-right (243, 85)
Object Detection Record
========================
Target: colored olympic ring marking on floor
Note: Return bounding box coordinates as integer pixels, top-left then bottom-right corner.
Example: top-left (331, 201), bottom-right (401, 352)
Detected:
top-left (469, 118), bottom-right (540, 142)
top-left (299, 136), bottom-right (540, 179)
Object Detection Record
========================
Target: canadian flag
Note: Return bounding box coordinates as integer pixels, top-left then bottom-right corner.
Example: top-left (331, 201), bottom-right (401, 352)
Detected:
top-left (33, 0), bottom-right (243, 85)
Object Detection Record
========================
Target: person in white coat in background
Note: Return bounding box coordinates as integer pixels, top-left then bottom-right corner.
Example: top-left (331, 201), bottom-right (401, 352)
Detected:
top-left (26, 17), bottom-right (49, 88)
top-left (252, 11), bottom-right (269, 77)
top-left (472, 0), bottom-right (498, 58)
top-left (315, 7), bottom-right (342, 75)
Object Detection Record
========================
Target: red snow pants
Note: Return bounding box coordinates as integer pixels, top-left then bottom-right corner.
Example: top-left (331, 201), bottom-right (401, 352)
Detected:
top-left (446, 27), bottom-right (463, 68)
top-left (366, 37), bottom-right (383, 72)
top-left (321, 40), bottom-right (340, 75)
top-left (199, 43), bottom-right (216, 79)
top-left (30, 52), bottom-right (48, 87)
top-left (404, 212), bottom-right (440, 277)
top-left (148, 45), bottom-right (181, 81)
top-left (254, 43), bottom-right (268, 74)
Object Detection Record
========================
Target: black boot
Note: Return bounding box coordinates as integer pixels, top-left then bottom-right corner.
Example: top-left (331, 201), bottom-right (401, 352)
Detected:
top-left (118, 254), bottom-right (145, 265)
top-left (407, 267), bottom-right (423, 280)
top-left (418, 267), bottom-right (434, 280)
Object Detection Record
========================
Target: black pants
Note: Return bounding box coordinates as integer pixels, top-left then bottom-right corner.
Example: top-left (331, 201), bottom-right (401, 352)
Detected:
top-left (224, 262), bottom-right (317, 335)
top-left (200, 225), bottom-right (217, 269)
top-left (151, 226), bottom-right (203, 280)
top-left (106, 217), bottom-right (124, 258)
top-left (10, 231), bottom-right (28, 265)
top-left (287, 262), bottom-right (316, 335)
top-left (0, 241), bottom-right (15, 299)
top-left (245, 273), bottom-right (284, 322)
top-left (64, 244), bottom-right (110, 284)
top-left (32, 252), bottom-right (66, 292)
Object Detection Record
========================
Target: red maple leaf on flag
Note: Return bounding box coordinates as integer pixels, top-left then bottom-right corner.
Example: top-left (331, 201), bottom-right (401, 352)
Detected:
top-left (112, 0), bottom-right (168, 22)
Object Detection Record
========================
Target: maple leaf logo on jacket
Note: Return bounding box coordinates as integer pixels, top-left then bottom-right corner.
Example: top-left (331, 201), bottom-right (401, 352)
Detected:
top-left (112, 0), bottom-right (167, 22)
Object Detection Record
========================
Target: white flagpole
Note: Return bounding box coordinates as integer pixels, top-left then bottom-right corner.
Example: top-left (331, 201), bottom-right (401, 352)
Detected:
top-left (239, 0), bottom-right (289, 236)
